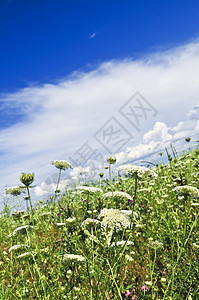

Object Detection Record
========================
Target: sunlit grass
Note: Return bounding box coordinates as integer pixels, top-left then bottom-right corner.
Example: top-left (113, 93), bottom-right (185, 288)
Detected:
top-left (0, 146), bottom-right (199, 299)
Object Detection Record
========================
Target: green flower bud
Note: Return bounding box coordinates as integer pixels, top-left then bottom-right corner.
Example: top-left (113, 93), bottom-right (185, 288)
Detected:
top-left (20, 173), bottom-right (35, 187)
top-left (107, 156), bottom-right (116, 165)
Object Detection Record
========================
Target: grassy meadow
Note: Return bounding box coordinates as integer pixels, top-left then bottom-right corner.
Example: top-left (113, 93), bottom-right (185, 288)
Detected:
top-left (0, 144), bottom-right (199, 299)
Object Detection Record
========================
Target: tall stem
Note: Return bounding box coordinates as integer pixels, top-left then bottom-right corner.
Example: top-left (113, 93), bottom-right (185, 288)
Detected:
top-left (54, 169), bottom-right (62, 205)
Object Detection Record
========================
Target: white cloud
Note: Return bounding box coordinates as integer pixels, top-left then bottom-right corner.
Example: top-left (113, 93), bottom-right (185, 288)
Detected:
top-left (1, 39), bottom-right (199, 204)
top-left (143, 122), bottom-right (172, 143)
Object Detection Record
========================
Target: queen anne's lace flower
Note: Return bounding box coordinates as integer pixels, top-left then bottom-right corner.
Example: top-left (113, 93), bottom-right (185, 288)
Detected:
top-left (76, 186), bottom-right (103, 193)
top-left (62, 254), bottom-right (85, 263)
top-left (110, 241), bottom-right (134, 247)
top-left (149, 240), bottom-right (164, 250)
top-left (118, 164), bottom-right (158, 178)
top-left (173, 185), bottom-right (199, 198)
top-left (16, 252), bottom-right (33, 259)
top-left (6, 186), bottom-right (25, 196)
top-left (65, 217), bottom-right (76, 224)
top-left (102, 191), bottom-right (133, 201)
top-left (9, 244), bottom-right (27, 253)
top-left (98, 208), bottom-right (131, 231)
top-left (81, 218), bottom-right (101, 227)
top-left (12, 225), bottom-right (33, 236)
top-left (51, 160), bottom-right (72, 170)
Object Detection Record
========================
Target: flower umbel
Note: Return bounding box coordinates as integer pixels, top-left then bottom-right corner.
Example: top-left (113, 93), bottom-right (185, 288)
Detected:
top-left (51, 160), bottom-right (72, 171)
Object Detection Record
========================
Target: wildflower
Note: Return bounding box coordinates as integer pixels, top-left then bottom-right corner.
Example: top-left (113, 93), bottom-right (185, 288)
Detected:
top-left (12, 225), bottom-right (33, 236)
top-left (76, 186), bottom-right (103, 193)
top-left (110, 241), bottom-right (134, 247)
top-left (102, 191), bottom-right (133, 201)
top-left (73, 287), bottom-right (80, 292)
top-left (107, 156), bottom-right (116, 164)
top-left (191, 203), bottom-right (199, 206)
top-left (66, 269), bottom-right (72, 277)
top-left (62, 254), bottom-right (85, 263)
top-left (161, 278), bottom-right (167, 283)
top-left (65, 217), bottom-right (76, 224)
top-left (56, 223), bottom-right (66, 227)
top-left (51, 160), bottom-right (72, 170)
top-left (145, 281), bottom-right (152, 286)
top-left (173, 185), bottom-right (199, 198)
top-left (9, 244), bottom-right (27, 253)
top-left (118, 165), bottom-right (158, 178)
top-left (6, 186), bottom-right (25, 196)
top-left (98, 208), bottom-right (131, 231)
top-left (81, 218), bottom-right (101, 227)
top-left (16, 252), bottom-right (33, 260)
top-left (141, 285), bottom-right (148, 291)
top-left (126, 291), bottom-right (131, 297)
top-left (40, 212), bottom-right (51, 218)
top-left (193, 243), bottom-right (199, 249)
top-left (149, 240), bottom-right (164, 250)
top-left (20, 173), bottom-right (35, 187)
top-left (125, 254), bottom-right (134, 262)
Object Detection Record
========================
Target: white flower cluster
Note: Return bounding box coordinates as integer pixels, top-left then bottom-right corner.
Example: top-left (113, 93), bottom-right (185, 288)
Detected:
top-left (12, 225), bottom-right (33, 236)
top-left (62, 254), bottom-right (85, 263)
top-left (56, 223), bottom-right (66, 227)
top-left (110, 241), bottom-right (134, 247)
top-left (173, 185), bottom-right (199, 198)
top-left (6, 186), bottom-right (25, 196)
top-left (81, 218), bottom-right (101, 227)
top-left (149, 240), bottom-right (164, 250)
top-left (118, 164), bottom-right (158, 178)
top-left (65, 217), bottom-right (76, 224)
top-left (16, 252), bottom-right (33, 259)
top-left (76, 186), bottom-right (103, 193)
top-left (51, 160), bottom-right (72, 170)
top-left (9, 244), bottom-right (27, 253)
top-left (102, 191), bottom-right (133, 201)
top-left (98, 208), bottom-right (131, 231)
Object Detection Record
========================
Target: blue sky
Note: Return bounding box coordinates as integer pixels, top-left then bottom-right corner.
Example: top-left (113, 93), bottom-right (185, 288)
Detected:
top-left (1, 0), bottom-right (199, 94)
top-left (0, 0), bottom-right (199, 208)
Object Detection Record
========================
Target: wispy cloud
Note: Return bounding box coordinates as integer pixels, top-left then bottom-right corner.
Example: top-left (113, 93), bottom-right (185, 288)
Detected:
top-left (1, 39), bottom-right (199, 206)
top-left (89, 32), bottom-right (97, 39)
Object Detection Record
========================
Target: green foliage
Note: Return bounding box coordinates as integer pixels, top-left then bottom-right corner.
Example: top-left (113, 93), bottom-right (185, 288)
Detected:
top-left (0, 147), bottom-right (199, 299)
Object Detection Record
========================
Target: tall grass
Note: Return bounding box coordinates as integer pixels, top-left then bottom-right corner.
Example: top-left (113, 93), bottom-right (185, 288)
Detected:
top-left (0, 146), bottom-right (199, 299)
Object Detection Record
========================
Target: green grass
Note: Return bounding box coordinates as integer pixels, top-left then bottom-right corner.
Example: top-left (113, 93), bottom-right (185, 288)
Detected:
top-left (0, 146), bottom-right (199, 299)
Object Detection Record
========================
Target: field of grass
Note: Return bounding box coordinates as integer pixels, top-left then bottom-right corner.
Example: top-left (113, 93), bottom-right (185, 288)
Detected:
top-left (0, 145), bottom-right (199, 299)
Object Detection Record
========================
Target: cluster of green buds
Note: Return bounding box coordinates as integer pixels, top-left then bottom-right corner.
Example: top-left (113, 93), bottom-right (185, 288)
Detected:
top-left (6, 186), bottom-right (25, 196)
top-left (20, 173), bottom-right (35, 187)
top-left (107, 156), bottom-right (117, 165)
top-left (51, 160), bottom-right (72, 171)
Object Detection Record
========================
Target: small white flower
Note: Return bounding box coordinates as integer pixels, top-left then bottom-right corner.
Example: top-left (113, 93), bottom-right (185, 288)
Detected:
top-left (149, 240), bottom-right (164, 250)
top-left (110, 241), bottom-right (134, 247)
top-left (102, 191), bottom-right (133, 201)
top-left (16, 252), bottom-right (33, 259)
top-left (193, 243), bottom-right (199, 249)
top-left (56, 223), bottom-right (66, 227)
top-left (65, 217), bottom-right (76, 224)
top-left (76, 186), bottom-right (103, 193)
top-left (12, 225), bottom-right (33, 236)
top-left (63, 254), bottom-right (85, 263)
top-left (9, 244), bottom-right (27, 253)
top-left (81, 218), bottom-right (101, 227)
